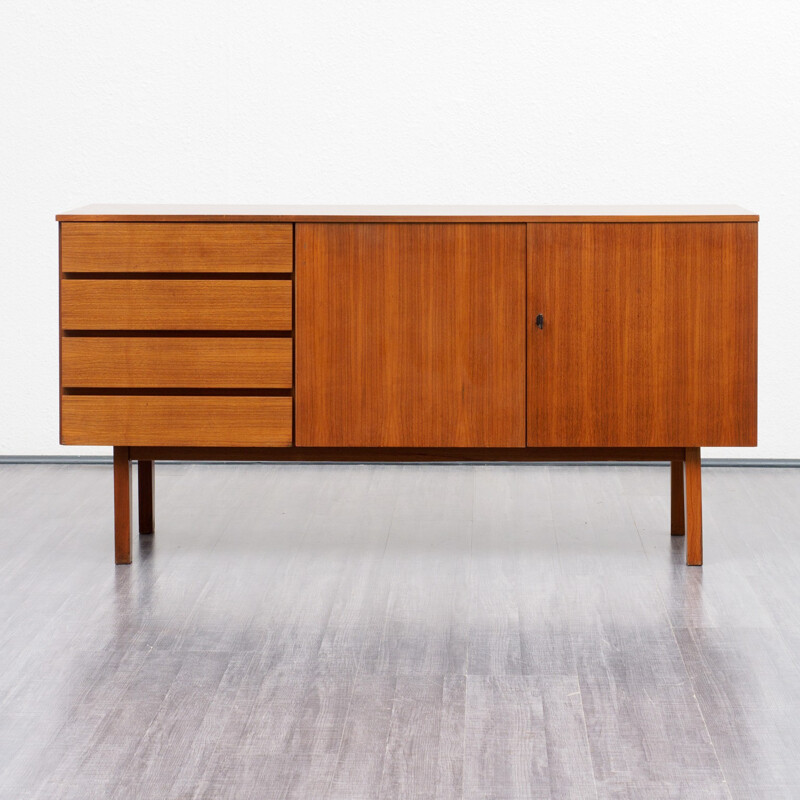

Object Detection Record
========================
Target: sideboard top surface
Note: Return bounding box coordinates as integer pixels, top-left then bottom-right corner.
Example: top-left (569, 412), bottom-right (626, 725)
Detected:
top-left (56, 204), bottom-right (758, 222)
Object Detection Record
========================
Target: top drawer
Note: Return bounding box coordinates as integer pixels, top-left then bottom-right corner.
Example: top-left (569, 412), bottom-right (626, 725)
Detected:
top-left (61, 223), bottom-right (293, 273)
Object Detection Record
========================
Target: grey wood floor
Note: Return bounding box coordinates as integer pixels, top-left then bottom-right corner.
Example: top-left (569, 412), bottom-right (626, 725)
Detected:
top-left (1, 463), bottom-right (800, 799)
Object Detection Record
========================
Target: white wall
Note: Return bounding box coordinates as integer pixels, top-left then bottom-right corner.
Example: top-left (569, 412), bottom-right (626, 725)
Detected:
top-left (1, 0), bottom-right (798, 458)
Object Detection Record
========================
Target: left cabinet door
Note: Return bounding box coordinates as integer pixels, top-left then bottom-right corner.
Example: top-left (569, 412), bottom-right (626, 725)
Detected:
top-left (295, 223), bottom-right (526, 447)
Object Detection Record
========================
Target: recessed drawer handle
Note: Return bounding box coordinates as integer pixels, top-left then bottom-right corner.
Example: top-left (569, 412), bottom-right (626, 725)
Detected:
top-left (536, 314), bottom-right (544, 330)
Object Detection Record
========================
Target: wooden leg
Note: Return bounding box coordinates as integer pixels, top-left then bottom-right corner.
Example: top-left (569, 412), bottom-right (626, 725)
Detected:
top-left (138, 460), bottom-right (155, 535)
top-left (113, 446), bottom-right (132, 564)
top-left (684, 447), bottom-right (702, 566)
top-left (670, 460), bottom-right (685, 536)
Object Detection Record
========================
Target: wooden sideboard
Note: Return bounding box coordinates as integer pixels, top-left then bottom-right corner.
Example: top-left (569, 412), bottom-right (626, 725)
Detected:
top-left (56, 205), bottom-right (758, 565)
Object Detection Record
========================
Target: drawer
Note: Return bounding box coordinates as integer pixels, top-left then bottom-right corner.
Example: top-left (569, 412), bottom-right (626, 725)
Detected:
top-left (61, 279), bottom-right (292, 330)
top-left (61, 395), bottom-right (292, 446)
top-left (61, 223), bottom-right (293, 273)
top-left (61, 337), bottom-right (292, 388)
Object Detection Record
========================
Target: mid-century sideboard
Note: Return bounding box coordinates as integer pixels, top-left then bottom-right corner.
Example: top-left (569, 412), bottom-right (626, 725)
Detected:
top-left (56, 205), bottom-right (758, 565)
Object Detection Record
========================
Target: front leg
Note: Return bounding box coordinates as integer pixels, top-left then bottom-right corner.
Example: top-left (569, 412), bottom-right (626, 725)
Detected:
top-left (684, 448), bottom-right (703, 566)
top-left (113, 446), bottom-right (131, 564)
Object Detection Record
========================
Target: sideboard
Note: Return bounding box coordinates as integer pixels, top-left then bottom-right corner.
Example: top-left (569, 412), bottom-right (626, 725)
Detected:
top-left (56, 205), bottom-right (758, 565)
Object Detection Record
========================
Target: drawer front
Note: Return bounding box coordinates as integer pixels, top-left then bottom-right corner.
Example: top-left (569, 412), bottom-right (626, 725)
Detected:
top-left (61, 395), bottom-right (292, 446)
top-left (61, 279), bottom-right (292, 330)
top-left (61, 222), bottom-right (293, 273)
top-left (62, 337), bottom-right (292, 388)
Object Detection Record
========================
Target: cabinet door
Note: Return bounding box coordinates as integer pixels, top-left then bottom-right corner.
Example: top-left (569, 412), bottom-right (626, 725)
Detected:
top-left (527, 223), bottom-right (757, 447)
top-left (296, 223), bottom-right (526, 447)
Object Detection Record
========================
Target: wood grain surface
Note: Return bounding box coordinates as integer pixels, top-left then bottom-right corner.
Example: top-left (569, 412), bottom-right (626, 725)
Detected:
top-left (62, 337), bottom-right (292, 388)
top-left (527, 222), bottom-right (757, 447)
top-left (61, 222), bottom-right (293, 272)
top-left (61, 279), bottom-right (292, 330)
top-left (295, 223), bottom-right (526, 447)
top-left (2, 462), bottom-right (798, 798)
top-left (55, 204), bottom-right (759, 222)
top-left (61, 395), bottom-right (292, 446)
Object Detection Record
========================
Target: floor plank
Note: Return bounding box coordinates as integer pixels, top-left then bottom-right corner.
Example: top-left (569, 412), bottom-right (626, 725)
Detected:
top-left (1, 463), bottom-right (800, 799)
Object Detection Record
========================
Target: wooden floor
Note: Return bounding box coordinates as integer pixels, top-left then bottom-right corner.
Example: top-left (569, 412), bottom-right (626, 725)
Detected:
top-left (1, 463), bottom-right (800, 799)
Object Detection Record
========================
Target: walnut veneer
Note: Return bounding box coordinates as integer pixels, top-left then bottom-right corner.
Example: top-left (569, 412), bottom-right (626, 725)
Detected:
top-left (56, 205), bottom-right (758, 565)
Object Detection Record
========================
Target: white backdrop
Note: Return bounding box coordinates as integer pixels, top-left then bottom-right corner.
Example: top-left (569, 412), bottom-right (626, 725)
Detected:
top-left (1, 0), bottom-right (798, 457)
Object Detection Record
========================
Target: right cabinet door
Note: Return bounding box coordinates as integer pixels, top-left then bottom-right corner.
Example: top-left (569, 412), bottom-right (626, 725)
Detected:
top-left (527, 222), bottom-right (757, 447)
